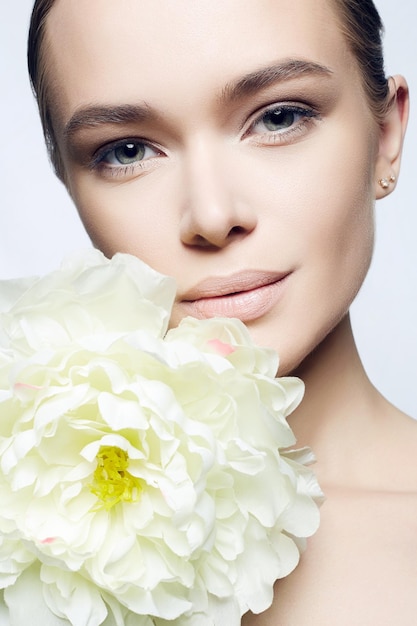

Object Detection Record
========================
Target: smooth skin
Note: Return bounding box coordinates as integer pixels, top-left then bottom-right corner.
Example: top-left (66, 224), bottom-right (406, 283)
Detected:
top-left (43, 0), bottom-right (416, 623)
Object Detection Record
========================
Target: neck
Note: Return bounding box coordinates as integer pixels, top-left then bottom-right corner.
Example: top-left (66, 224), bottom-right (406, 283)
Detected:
top-left (288, 314), bottom-right (384, 487)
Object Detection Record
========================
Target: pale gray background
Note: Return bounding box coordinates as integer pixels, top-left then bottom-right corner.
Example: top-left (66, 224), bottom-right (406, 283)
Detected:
top-left (1, 1), bottom-right (416, 416)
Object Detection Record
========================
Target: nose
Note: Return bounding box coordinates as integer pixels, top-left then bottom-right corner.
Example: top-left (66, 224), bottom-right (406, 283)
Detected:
top-left (179, 137), bottom-right (257, 249)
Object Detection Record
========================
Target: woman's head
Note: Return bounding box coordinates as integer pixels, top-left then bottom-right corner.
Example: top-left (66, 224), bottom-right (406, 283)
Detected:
top-left (28, 0), bottom-right (391, 181)
top-left (25, 0), bottom-right (408, 374)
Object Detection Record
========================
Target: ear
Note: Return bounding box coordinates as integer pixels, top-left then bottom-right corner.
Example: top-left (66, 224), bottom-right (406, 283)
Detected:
top-left (375, 75), bottom-right (409, 200)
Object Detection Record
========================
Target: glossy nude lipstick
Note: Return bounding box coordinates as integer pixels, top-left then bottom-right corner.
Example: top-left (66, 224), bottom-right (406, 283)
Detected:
top-left (179, 271), bottom-right (290, 322)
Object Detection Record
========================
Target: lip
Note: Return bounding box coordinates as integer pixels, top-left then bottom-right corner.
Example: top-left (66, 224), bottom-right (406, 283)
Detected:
top-left (179, 270), bottom-right (290, 322)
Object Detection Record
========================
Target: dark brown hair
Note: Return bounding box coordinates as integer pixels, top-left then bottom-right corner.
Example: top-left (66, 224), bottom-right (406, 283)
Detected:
top-left (332, 0), bottom-right (390, 121)
top-left (28, 0), bottom-right (65, 179)
top-left (27, 0), bottom-right (391, 181)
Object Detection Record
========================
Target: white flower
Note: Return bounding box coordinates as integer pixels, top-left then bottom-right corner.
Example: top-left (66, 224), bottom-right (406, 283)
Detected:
top-left (0, 250), bottom-right (322, 626)
top-left (0, 248), bottom-right (174, 355)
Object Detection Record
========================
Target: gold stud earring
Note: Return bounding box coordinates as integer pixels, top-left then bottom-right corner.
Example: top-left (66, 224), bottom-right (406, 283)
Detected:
top-left (378, 175), bottom-right (396, 190)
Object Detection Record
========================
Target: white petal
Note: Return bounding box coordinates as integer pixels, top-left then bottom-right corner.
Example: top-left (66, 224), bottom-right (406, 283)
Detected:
top-left (4, 564), bottom-right (68, 626)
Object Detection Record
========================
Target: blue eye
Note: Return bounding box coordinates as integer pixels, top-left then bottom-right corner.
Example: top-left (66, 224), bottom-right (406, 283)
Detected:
top-left (248, 104), bottom-right (319, 143)
top-left (99, 140), bottom-right (158, 167)
top-left (261, 107), bottom-right (298, 132)
top-left (112, 142), bottom-right (146, 165)
top-left (91, 140), bottom-right (163, 175)
top-left (89, 136), bottom-right (166, 179)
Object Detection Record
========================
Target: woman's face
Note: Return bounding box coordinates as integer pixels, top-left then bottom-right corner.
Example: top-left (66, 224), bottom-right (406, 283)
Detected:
top-left (46, 0), bottom-right (382, 374)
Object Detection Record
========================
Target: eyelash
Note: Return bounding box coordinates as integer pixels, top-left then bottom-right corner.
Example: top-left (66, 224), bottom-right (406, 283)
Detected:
top-left (244, 103), bottom-right (320, 145)
top-left (90, 140), bottom-right (164, 178)
top-left (89, 102), bottom-right (320, 178)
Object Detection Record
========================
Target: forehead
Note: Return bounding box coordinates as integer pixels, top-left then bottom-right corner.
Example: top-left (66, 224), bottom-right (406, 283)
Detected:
top-left (46, 0), bottom-right (355, 121)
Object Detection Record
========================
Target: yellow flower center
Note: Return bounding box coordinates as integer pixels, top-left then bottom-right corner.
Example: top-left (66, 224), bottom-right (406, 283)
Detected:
top-left (90, 446), bottom-right (142, 510)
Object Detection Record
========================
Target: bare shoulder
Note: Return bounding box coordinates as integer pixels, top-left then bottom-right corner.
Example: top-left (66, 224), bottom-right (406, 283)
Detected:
top-left (243, 487), bottom-right (417, 625)
top-left (257, 491), bottom-right (417, 625)
top-left (242, 401), bottom-right (417, 626)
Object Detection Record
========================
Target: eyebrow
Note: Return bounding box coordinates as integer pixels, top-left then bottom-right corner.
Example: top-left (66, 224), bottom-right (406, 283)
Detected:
top-left (220, 59), bottom-right (333, 103)
top-left (64, 104), bottom-right (159, 139)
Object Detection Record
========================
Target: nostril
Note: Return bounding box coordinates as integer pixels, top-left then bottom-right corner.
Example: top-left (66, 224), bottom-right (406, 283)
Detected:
top-left (229, 225), bottom-right (246, 236)
top-left (183, 223), bottom-right (255, 249)
top-left (189, 234), bottom-right (219, 249)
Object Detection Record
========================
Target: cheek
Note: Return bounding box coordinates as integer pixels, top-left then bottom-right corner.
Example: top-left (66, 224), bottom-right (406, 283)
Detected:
top-left (280, 119), bottom-right (377, 267)
top-left (298, 172), bottom-right (375, 262)
top-left (69, 174), bottom-right (179, 273)
top-left (292, 150), bottom-right (376, 316)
